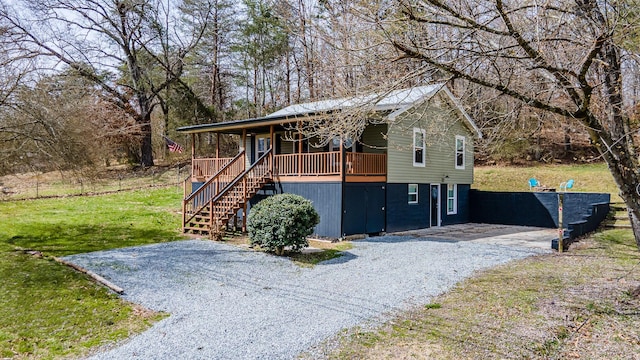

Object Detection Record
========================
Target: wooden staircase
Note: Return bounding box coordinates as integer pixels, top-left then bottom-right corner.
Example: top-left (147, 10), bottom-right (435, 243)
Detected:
top-left (182, 149), bottom-right (273, 238)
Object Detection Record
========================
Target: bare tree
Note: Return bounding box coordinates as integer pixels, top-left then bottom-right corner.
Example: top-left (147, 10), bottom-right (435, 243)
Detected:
top-left (0, 0), bottom-right (213, 167)
top-left (0, 72), bottom-right (133, 175)
top-left (346, 0), bottom-right (640, 246)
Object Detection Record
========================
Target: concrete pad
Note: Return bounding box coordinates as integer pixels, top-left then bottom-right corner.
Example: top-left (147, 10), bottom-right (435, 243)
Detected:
top-left (468, 229), bottom-right (557, 249)
top-left (391, 223), bottom-right (557, 250)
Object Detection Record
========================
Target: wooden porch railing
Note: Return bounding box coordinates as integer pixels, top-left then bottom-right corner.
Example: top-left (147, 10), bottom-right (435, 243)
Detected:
top-left (192, 157), bottom-right (234, 179)
top-left (346, 153), bottom-right (387, 175)
top-left (188, 150), bottom-right (385, 191)
top-left (183, 150), bottom-right (245, 227)
top-left (208, 149), bottom-right (273, 231)
top-left (274, 152), bottom-right (341, 176)
top-left (273, 151), bottom-right (386, 176)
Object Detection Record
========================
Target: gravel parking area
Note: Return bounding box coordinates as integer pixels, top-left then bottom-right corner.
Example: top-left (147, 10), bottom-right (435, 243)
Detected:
top-left (64, 233), bottom-right (549, 359)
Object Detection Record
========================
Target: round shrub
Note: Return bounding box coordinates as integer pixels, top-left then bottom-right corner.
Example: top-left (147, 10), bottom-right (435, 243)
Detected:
top-left (247, 194), bottom-right (320, 255)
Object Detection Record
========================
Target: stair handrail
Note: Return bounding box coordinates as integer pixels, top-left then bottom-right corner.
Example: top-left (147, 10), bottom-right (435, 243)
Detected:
top-left (209, 148), bottom-right (273, 206)
top-left (204, 148), bottom-right (273, 232)
top-left (183, 150), bottom-right (246, 226)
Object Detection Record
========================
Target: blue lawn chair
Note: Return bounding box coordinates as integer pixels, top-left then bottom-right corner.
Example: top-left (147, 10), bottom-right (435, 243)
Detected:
top-left (560, 179), bottom-right (574, 192)
top-left (528, 178), bottom-right (539, 191)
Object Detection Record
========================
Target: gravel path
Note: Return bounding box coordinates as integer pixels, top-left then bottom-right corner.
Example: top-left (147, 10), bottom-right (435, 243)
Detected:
top-left (63, 235), bottom-right (548, 359)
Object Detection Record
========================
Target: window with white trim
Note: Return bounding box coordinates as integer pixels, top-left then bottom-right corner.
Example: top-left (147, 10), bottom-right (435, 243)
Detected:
top-left (413, 128), bottom-right (426, 167)
top-left (408, 184), bottom-right (418, 204)
top-left (455, 135), bottom-right (465, 169)
top-left (330, 137), bottom-right (340, 151)
top-left (447, 184), bottom-right (457, 214)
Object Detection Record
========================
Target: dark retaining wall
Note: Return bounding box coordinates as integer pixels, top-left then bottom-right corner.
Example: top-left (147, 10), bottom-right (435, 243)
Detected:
top-left (470, 190), bottom-right (610, 244)
top-left (469, 191), bottom-right (559, 227)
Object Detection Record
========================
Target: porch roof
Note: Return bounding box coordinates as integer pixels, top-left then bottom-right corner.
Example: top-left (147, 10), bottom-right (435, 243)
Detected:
top-left (177, 83), bottom-right (482, 138)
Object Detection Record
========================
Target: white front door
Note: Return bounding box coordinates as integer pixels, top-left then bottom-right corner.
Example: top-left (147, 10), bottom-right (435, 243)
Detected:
top-left (255, 135), bottom-right (271, 162)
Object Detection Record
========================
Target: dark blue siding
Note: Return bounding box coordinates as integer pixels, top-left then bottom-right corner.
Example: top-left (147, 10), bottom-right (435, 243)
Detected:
top-left (441, 184), bottom-right (470, 225)
top-left (342, 183), bottom-right (386, 236)
top-left (191, 182), bottom-right (204, 193)
top-left (249, 181), bottom-right (343, 238)
top-left (190, 182), bottom-right (207, 208)
top-left (386, 183), bottom-right (430, 232)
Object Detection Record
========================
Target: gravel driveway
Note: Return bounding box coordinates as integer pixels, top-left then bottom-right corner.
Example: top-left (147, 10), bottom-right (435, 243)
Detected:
top-left (64, 234), bottom-right (548, 359)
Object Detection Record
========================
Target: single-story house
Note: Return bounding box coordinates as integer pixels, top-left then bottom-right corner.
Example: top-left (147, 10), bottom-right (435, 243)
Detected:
top-left (177, 82), bottom-right (483, 238)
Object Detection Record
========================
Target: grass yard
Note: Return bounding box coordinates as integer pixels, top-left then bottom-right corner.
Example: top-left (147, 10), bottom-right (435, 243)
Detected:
top-left (474, 162), bottom-right (621, 201)
top-left (0, 187), bottom-right (184, 359)
top-left (0, 165), bottom-right (186, 200)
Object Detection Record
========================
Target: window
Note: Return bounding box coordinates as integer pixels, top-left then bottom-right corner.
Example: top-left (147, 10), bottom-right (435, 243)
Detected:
top-left (455, 135), bottom-right (465, 169)
top-left (413, 128), bottom-right (426, 167)
top-left (408, 184), bottom-right (418, 204)
top-left (330, 137), bottom-right (355, 152)
top-left (447, 184), bottom-right (457, 214)
top-left (330, 137), bottom-right (340, 151)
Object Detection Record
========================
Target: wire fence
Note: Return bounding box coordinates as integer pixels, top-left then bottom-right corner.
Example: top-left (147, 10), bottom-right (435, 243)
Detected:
top-left (0, 165), bottom-right (191, 201)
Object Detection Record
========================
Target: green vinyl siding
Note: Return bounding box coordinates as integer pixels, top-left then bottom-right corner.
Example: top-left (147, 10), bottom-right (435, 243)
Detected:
top-left (360, 124), bottom-right (387, 153)
top-left (308, 137), bottom-right (326, 153)
top-left (279, 137), bottom-right (295, 154)
top-left (387, 92), bottom-right (474, 184)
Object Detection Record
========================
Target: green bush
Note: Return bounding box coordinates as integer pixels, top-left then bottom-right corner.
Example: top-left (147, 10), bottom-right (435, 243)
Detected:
top-left (247, 194), bottom-right (320, 255)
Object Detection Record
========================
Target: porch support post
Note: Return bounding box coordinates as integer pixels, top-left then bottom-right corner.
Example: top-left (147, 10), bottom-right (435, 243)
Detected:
top-left (242, 197), bottom-right (247, 232)
top-left (241, 128), bottom-right (247, 166)
top-left (241, 128), bottom-right (248, 233)
top-left (242, 167), bottom-right (248, 232)
top-left (270, 125), bottom-right (275, 175)
top-left (190, 133), bottom-right (196, 181)
top-left (215, 133), bottom-right (220, 159)
top-left (190, 133), bottom-right (195, 160)
top-left (339, 136), bottom-right (345, 182)
top-left (297, 122), bottom-right (302, 177)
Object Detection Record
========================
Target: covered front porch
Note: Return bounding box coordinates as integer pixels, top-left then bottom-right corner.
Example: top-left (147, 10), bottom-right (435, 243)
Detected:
top-left (187, 123), bottom-right (387, 184)
top-left (192, 151), bottom-right (386, 183)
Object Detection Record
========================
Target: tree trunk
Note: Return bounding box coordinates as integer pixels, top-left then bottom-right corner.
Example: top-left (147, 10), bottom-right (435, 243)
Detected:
top-left (600, 149), bottom-right (640, 248)
top-left (630, 208), bottom-right (640, 250)
top-left (140, 112), bottom-right (154, 167)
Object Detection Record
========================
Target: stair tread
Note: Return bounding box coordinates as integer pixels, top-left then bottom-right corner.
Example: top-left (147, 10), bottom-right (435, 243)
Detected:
top-left (605, 224), bottom-right (633, 229)
top-left (183, 168), bottom-right (271, 237)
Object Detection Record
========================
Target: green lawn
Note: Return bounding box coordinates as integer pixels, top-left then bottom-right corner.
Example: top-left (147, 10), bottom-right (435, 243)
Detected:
top-left (0, 187), bottom-right (184, 359)
top-left (474, 162), bottom-right (621, 201)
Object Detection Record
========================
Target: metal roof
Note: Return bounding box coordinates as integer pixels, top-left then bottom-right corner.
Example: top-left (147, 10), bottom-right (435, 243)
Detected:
top-left (176, 83), bottom-right (481, 138)
top-left (265, 84), bottom-right (442, 118)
